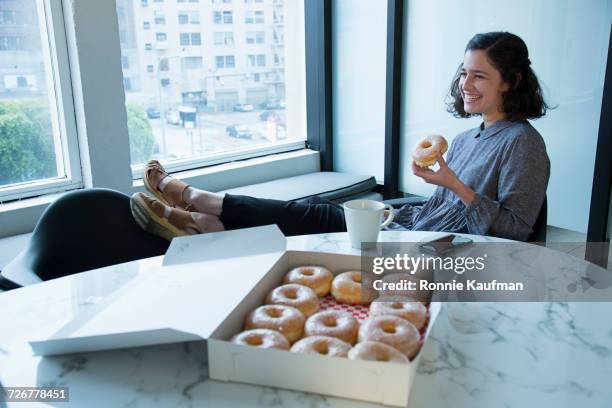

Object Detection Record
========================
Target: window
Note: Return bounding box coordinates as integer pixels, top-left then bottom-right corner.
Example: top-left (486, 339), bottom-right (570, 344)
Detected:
top-left (0, 10), bottom-right (17, 25)
top-left (145, 42), bottom-right (152, 50)
top-left (156, 32), bottom-right (167, 42)
top-left (246, 31), bottom-right (264, 44)
top-left (121, 55), bottom-right (129, 69)
top-left (141, 0), bottom-right (148, 6)
top-left (213, 11), bottom-right (233, 24)
top-left (179, 32), bottom-right (201, 46)
top-left (0, 36), bottom-right (24, 51)
top-left (245, 10), bottom-right (264, 24)
top-left (184, 56), bottom-right (203, 69)
top-left (143, 21), bottom-right (150, 29)
top-left (215, 55), bottom-right (235, 69)
top-left (115, 0), bottom-right (306, 170)
top-left (248, 54), bottom-right (265, 67)
top-left (178, 11), bottom-right (200, 24)
top-left (214, 31), bottom-right (234, 45)
top-left (123, 77), bottom-right (132, 91)
top-left (0, 0), bottom-right (82, 201)
top-left (244, 0), bottom-right (264, 3)
top-left (154, 10), bottom-right (165, 24)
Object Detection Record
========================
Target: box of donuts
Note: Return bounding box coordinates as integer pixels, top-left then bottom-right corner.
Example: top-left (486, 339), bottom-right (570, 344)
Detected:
top-left (29, 226), bottom-right (439, 406)
top-left (199, 227), bottom-right (440, 407)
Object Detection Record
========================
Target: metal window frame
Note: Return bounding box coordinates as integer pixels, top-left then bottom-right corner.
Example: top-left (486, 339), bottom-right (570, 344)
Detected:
top-left (585, 25), bottom-right (612, 268)
top-left (305, 0), bottom-right (333, 171)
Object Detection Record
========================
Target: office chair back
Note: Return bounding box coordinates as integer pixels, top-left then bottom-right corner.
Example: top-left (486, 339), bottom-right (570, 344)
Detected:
top-left (0, 188), bottom-right (169, 289)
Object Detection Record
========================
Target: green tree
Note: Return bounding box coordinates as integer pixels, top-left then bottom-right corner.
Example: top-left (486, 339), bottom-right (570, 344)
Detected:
top-left (126, 103), bottom-right (155, 165)
top-left (0, 100), bottom-right (56, 186)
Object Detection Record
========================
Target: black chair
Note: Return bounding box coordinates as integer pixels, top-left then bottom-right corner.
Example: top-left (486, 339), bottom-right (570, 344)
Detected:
top-left (0, 188), bottom-right (169, 290)
top-left (383, 195), bottom-right (547, 243)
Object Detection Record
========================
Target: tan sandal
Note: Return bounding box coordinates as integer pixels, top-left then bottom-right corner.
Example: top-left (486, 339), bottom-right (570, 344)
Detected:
top-left (130, 192), bottom-right (201, 241)
top-left (143, 160), bottom-right (193, 211)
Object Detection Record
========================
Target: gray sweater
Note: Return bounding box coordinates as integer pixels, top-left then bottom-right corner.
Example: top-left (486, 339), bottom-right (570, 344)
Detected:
top-left (389, 120), bottom-right (550, 241)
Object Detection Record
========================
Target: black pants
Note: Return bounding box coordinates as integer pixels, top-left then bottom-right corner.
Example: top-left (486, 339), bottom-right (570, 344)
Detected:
top-left (219, 194), bottom-right (347, 236)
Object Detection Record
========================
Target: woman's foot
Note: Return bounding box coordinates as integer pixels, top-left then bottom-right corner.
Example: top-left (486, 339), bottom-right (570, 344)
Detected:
top-left (130, 192), bottom-right (201, 241)
top-left (143, 160), bottom-right (193, 211)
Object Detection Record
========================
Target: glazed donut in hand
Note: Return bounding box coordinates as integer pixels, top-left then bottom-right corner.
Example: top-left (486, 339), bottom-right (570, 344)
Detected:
top-left (291, 335), bottom-right (352, 358)
top-left (283, 266), bottom-right (333, 297)
top-left (358, 315), bottom-right (421, 358)
top-left (231, 329), bottom-right (290, 350)
top-left (412, 135), bottom-right (448, 168)
top-left (304, 310), bottom-right (359, 345)
top-left (348, 341), bottom-right (409, 364)
top-left (369, 296), bottom-right (427, 330)
top-left (331, 271), bottom-right (377, 305)
top-left (245, 304), bottom-right (305, 343)
top-left (265, 284), bottom-right (319, 317)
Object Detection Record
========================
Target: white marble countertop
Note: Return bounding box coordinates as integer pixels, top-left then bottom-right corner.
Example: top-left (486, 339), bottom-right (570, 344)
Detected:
top-left (1, 231), bottom-right (611, 407)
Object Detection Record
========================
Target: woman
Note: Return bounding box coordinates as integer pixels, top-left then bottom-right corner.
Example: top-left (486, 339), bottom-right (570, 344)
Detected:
top-left (131, 31), bottom-right (550, 242)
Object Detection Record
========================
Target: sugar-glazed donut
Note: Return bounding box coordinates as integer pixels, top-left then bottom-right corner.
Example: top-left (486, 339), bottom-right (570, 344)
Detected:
top-left (412, 135), bottom-right (448, 168)
top-left (231, 329), bottom-right (290, 350)
top-left (331, 271), bottom-right (377, 305)
top-left (369, 295), bottom-right (428, 330)
top-left (244, 304), bottom-right (305, 343)
top-left (291, 335), bottom-right (352, 358)
top-left (283, 266), bottom-right (333, 297)
top-left (304, 310), bottom-right (359, 345)
top-left (348, 341), bottom-right (409, 364)
top-left (265, 284), bottom-right (319, 317)
top-left (358, 315), bottom-right (421, 358)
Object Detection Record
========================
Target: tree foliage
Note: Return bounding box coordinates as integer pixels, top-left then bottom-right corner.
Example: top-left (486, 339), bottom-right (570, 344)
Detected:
top-left (126, 103), bottom-right (155, 165)
top-left (0, 100), bottom-right (56, 186)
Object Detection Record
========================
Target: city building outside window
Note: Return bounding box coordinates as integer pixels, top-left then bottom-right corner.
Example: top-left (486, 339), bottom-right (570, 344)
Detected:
top-left (143, 21), bottom-right (150, 29)
top-left (0, 36), bottom-right (23, 51)
top-left (213, 11), bottom-right (233, 24)
top-left (156, 32), bottom-right (167, 42)
top-left (245, 10), bottom-right (264, 24)
top-left (141, 0), bottom-right (148, 7)
top-left (154, 10), bottom-right (165, 24)
top-left (145, 42), bottom-right (152, 50)
top-left (0, 10), bottom-right (17, 25)
top-left (115, 0), bottom-right (306, 170)
top-left (214, 31), bottom-right (234, 45)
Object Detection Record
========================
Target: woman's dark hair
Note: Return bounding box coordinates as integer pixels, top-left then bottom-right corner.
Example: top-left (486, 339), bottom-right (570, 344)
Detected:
top-left (447, 32), bottom-right (550, 121)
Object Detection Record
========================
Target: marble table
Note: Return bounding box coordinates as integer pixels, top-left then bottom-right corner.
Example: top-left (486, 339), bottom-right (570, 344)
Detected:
top-left (1, 231), bottom-right (611, 408)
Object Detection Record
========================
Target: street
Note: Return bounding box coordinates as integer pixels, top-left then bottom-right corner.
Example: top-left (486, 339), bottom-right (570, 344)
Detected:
top-left (148, 109), bottom-right (290, 160)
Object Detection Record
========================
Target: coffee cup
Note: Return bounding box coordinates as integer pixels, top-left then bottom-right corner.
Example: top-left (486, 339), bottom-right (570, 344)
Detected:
top-left (343, 199), bottom-right (395, 249)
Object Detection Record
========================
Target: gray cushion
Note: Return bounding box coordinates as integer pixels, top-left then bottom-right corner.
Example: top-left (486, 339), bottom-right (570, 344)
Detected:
top-left (219, 171), bottom-right (377, 202)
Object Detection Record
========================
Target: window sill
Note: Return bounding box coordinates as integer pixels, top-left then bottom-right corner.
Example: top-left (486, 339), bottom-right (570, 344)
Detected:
top-left (0, 148), bottom-right (320, 239)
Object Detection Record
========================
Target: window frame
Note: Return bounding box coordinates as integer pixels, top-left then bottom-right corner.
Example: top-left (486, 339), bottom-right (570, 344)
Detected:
top-left (0, 0), bottom-right (82, 203)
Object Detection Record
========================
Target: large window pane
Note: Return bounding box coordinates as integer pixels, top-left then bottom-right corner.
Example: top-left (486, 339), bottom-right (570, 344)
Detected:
top-left (116, 0), bottom-right (306, 169)
top-left (0, 0), bottom-right (66, 192)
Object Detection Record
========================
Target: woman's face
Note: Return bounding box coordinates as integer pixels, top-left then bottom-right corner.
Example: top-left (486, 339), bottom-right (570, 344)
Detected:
top-left (459, 50), bottom-right (509, 121)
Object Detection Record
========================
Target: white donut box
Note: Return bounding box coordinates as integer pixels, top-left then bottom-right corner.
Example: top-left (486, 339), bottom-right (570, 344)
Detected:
top-left (30, 226), bottom-right (440, 407)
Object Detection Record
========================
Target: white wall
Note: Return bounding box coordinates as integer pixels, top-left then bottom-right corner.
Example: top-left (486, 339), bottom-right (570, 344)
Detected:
top-left (400, 0), bottom-right (612, 233)
top-left (332, 0), bottom-right (387, 181)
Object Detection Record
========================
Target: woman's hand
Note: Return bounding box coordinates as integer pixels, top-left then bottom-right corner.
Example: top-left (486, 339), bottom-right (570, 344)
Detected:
top-left (412, 156), bottom-right (459, 189)
top-left (412, 156), bottom-right (476, 204)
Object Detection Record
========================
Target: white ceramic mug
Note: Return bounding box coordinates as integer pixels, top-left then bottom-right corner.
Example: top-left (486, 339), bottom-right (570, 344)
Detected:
top-left (343, 200), bottom-right (395, 249)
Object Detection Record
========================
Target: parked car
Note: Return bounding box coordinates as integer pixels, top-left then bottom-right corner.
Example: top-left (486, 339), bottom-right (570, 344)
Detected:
top-left (259, 110), bottom-right (280, 122)
top-left (226, 124), bottom-right (252, 139)
top-left (165, 108), bottom-right (181, 125)
top-left (146, 107), bottom-right (160, 119)
top-left (262, 99), bottom-right (286, 110)
top-left (233, 103), bottom-right (254, 112)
